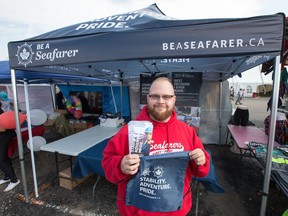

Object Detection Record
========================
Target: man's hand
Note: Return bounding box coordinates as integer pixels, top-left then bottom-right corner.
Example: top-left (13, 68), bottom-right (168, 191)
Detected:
top-left (121, 154), bottom-right (140, 175)
top-left (189, 148), bottom-right (206, 166)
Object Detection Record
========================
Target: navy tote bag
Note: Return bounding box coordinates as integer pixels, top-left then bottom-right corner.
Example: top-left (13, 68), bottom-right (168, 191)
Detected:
top-left (126, 151), bottom-right (190, 212)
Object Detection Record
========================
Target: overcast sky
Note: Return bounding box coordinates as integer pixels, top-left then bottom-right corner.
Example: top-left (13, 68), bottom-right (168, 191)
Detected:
top-left (0, 0), bottom-right (287, 83)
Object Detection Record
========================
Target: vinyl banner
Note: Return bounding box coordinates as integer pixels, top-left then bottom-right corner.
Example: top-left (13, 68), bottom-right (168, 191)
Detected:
top-left (126, 151), bottom-right (190, 212)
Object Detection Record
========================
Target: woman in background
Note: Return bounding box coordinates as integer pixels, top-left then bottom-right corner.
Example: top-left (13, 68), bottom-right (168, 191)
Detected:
top-left (0, 102), bottom-right (20, 192)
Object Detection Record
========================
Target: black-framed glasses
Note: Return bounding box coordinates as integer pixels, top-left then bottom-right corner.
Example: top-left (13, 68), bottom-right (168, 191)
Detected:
top-left (148, 94), bottom-right (175, 101)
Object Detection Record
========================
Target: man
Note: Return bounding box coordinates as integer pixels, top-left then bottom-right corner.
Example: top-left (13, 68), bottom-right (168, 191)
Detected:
top-left (140, 127), bottom-right (153, 156)
top-left (102, 77), bottom-right (210, 216)
top-left (235, 88), bottom-right (242, 105)
top-left (184, 115), bottom-right (193, 126)
top-left (230, 86), bottom-right (234, 100)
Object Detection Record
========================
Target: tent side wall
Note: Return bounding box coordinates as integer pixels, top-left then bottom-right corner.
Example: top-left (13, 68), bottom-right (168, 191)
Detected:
top-left (199, 80), bottom-right (232, 144)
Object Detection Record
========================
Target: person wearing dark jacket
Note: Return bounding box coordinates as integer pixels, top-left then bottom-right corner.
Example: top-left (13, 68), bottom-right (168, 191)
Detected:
top-left (0, 103), bottom-right (20, 192)
top-left (102, 77), bottom-right (210, 216)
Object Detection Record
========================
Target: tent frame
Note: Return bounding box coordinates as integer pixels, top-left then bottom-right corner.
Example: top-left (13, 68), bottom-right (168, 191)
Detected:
top-left (6, 4), bottom-right (285, 215)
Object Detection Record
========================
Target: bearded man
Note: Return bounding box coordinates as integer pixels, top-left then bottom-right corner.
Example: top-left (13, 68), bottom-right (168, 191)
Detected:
top-left (102, 77), bottom-right (210, 216)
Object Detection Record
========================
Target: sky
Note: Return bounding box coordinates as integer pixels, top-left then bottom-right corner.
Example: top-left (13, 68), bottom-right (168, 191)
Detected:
top-left (0, 0), bottom-right (287, 83)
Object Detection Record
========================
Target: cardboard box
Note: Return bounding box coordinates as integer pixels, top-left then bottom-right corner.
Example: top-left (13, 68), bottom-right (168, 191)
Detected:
top-left (59, 167), bottom-right (91, 190)
top-left (73, 122), bottom-right (88, 133)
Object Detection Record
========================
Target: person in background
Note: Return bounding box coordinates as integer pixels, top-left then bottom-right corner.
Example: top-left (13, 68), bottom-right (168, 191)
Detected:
top-left (240, 89), bottom-right (245, 101)
top-left (65, 92), bottom-right (82, 115)
top-left (0, 91), bottom-right (13, 112)
top-left (55, 91), bottom-right (66, 110)
top-left (0, 102), bottom-right (20, 192)
top-left (235, 88), bottom-right (242, 105)
top-left (102, 77), bottom-right (210, 216)
top-left (230, 86), bottom-right (234, 100)
top-left (78, 92), bottom-right (90, 113)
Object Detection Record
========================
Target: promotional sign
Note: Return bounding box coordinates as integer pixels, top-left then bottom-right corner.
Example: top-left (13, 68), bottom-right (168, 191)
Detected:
top-left (172, 72), bottom-right (202, 132)
top-left (126, 151), bottom-right (190, 212)
top-left (172, 72), bottom-right (202, 107)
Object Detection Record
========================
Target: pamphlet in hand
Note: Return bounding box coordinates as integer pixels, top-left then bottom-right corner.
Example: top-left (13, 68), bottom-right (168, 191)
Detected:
top-left (128, 120), bottom-right (153, 156)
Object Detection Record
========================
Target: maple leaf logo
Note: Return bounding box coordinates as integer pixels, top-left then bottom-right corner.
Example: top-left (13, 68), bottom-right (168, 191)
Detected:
top-left (153, 166), bottom-right (164, 178)
top-left (16, 43), bottom-right (34, 67)
top-left (19, 48), bottom-right (30, 60)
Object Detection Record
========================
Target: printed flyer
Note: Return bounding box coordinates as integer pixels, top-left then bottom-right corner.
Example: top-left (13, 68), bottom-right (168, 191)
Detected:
top-left (128, 120), bottom-right (154, 156)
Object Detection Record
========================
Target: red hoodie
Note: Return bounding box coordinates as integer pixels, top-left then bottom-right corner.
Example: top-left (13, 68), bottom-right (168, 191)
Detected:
top-left (102, 106), bottom-right (210, 216)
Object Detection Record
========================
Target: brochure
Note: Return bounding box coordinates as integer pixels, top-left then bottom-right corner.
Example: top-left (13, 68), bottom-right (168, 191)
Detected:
top-left (128, 120), bottom-right (153, 156)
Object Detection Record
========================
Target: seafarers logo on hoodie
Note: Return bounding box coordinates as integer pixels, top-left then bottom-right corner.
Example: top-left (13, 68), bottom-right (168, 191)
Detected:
top-left (16, 43), bottom-right (34, 67)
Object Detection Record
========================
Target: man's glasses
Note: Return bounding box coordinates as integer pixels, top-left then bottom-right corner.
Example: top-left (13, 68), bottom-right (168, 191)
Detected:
top-left (148, 94), bottom-right (175, 101)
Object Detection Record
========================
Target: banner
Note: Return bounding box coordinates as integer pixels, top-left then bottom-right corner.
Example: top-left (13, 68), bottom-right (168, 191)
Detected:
top-left (126, 151), bottom-right (190, 212)
top-left (172, 72), bottom-right (202, 132)
top-left (172, 72), bottom-right (202, 107)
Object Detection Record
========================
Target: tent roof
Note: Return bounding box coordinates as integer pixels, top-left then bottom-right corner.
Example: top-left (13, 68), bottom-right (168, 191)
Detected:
top-left (7, 4), bottom-right (286, 82)
top-left (0, 61), bottom-right (110, 84)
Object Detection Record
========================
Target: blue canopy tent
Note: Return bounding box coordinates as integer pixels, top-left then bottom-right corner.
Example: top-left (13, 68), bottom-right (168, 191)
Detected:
top-left (0, 60), bottom-right (110, 84)
top-left (6, 4), bottom-right (286, 215)
top-left (0, 60), bottom-right (131, 116)
top-left (0, 60), bottom-right (130, 197)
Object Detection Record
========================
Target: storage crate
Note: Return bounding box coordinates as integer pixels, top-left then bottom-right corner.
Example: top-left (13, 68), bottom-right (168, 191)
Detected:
top-left (59, 167), bottom-right (91, 190)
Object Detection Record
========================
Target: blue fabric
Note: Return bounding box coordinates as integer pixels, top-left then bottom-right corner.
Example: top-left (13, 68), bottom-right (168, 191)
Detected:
top-left (72, 139), bottom-right (109, 178)
top-left (8, 4), bottom-right (283, 82)
top-left (126, 151), bottom-right (190, 212)
top-left (58, 84), bottom-right (131, 117)
top-left (272, 170), bottom-right (288, 197)
top-left (194, 151), bottom-right (225, 193)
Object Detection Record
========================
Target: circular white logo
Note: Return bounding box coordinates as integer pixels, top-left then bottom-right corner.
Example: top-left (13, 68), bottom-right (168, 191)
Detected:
top-left (153, 166), bottom-right (164, 178)
top-left (16, 43), bottom-right (34, 67)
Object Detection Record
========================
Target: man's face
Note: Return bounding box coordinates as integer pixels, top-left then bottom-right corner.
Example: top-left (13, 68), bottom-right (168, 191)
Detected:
top-left (145, 132), bottom-right (152, 141)
top-left (185, 119), bottom-right (191, 124)
top-left (147, 79), bottom-right (176, 122)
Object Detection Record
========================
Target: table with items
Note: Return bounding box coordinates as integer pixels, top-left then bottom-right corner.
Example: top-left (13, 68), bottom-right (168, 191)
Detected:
top-left (247, 142), bottom-right (288, 197)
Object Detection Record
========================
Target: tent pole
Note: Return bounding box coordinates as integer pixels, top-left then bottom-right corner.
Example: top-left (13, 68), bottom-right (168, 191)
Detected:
top-left (110, 84), bottom-right (118, 113)
top-left (51, 84), bottom-right (56, 110)
top-left (10, 69), bottom-right (29, 203)
top-left (23, 80), bottom-right (39, 197)
top-left (120, 80), bottom-right (123, 117)
top-left (260, 55), bottom-right (281, 216)
top-left (219, 82), bottom-right (223, 144)
top-left (120, 71), bottom-right (123, 117)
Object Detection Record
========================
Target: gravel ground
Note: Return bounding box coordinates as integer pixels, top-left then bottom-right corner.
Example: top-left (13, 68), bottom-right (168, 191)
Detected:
top-left (1, 96), bottom-right (287, 216)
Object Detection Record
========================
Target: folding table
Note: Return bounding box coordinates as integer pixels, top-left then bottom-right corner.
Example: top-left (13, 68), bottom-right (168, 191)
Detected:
top-left (227, 125), bottom-right (279, 160)
top-left (72, 138), bottom-right (109, 196)
top-left (40, 125), bottom-right (120, 186)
